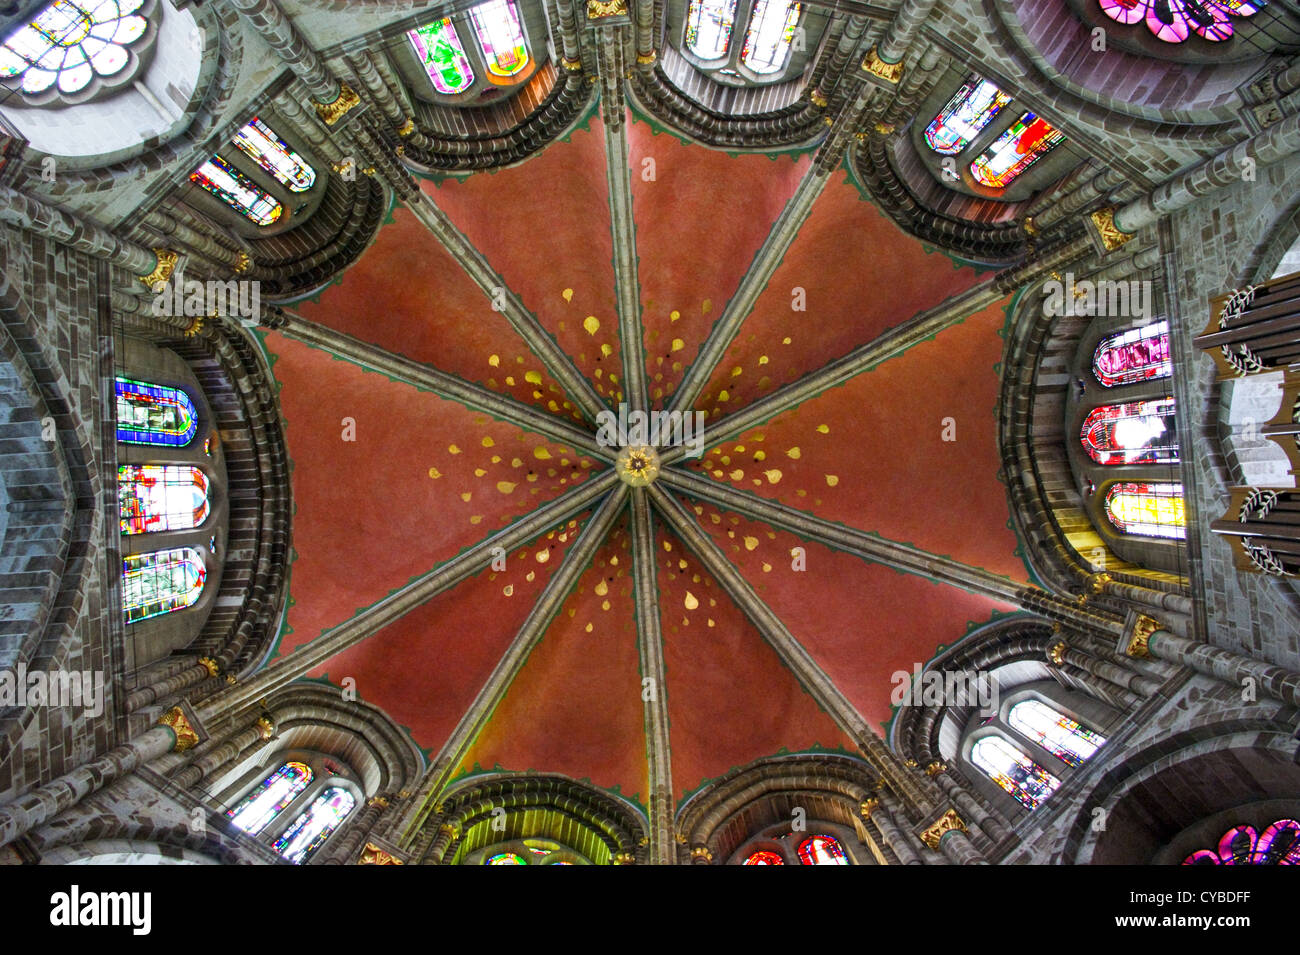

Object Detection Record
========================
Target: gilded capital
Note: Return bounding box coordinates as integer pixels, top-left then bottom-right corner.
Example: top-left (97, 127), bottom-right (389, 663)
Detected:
top-left (1048, 641), bottom-right (1068, 666)
top-left (313, 83), bottom-right (360, 126)
top-left (397, 117), bottom-right (415, 137)
top-left (255, 716), bottom-right (276, 741)
top-left (924, 761), bottom-right (948, 777)
top-left (158, 706), bottom-right (200, 753)
top-left (690, 845), bottom-right (713, 862)
top-left (586, 0), bottom-right (628, 16)
top-left (232, 250), bottom-right (252, 275)
top-left (1088, 207), bottom-right (1134, 252)
top-left (612, 851), bottom-right (636, 864)
top-left (138, 249), bottom-right (178, 294)
top-left (197, 656), bottom-right (220, 677)
top-left (860, 796), bottom-right (881, 819)
top-left (861, 47), bottom-right (903, 84)
top-left (358, 843), bottom-right (403, 865)
top-left (920, 809), bottom-right (967, 850)
top-left (1126, 614), bottom-right (1161, 658)
top-left (809, 88), bottom-right (828, 108)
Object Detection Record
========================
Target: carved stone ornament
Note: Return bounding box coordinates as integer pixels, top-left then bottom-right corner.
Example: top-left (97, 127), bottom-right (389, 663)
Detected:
top-left (920, 809), bottom-right (967, 850)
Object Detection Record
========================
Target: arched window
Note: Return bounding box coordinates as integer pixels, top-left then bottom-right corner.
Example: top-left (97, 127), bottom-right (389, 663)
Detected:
top-left (487, 851), bottom-right (527, 864)
top-left (121, 546), bottom-right (206, 623)
top-left (685, 0), bottom-right (739, 60)
top-left (471, 838), bottom-right (588, 865)
top-left (1080, 397), bottom-right (1179, 466)
top-left (470, 0), bottom-right (529, 78)
top-left (189, 156), bottom-right (283, 227)
top-left (227, 761), bottom-right (314, 836)
top-left (924, 77), bottom-right (1012, 155)
top-left (231, 117), bottom-right (315, 193)
top-left (797, 835), bottom-right (847, 865)
top-left (0, 0), bottom-right (149, 98)
top-left (969, 111), bottom-right (1066, 188)
top-left (1098, 0), bottom-right (1261, 44)
top-left (970, 735), bottom-right (1060, 810)
top-left (743, 849), bottom-right (785, 865)
top-left (271, 787), bottom-right (357, 864)
top-left (739, 0), bottom-right (801, 75)
top-left (1092, 320), bottom-right (1172, 387)
top-left (1184, 819), bottom-right (1300, 865)
top-left (118, 465), bottom-right (210, 535)
top-left (407, 17), bottom-right (476, 95)
top-left (115, 377), bottom-right (198, 447)
top-left (1104, 481), bottom-right (1186, 540)
top-left (1007, 700), bottom-right (1107, 767)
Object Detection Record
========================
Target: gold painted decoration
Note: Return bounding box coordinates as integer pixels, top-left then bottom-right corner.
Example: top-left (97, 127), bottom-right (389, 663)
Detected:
top-left (233, 250), bottom-right (252, 275)
top-left (1126, 614), bottom-right (1161, 658)
top-left (255, 716), bottom-right (276, 741)
top-left (158, 706), bottom-right (200, 753)
top-left (860, 796), bottom-right (881, 819)
top-left (616, 444), bottom-right (660, 487)
top-left (1088, 207), bottom-right (1134, 252)
top-left (358, 843), bottom-right (403, 865)
top-left (1048, 641), bottom-right (1068, 666)
top-left (689, 845), bottom-right (713, 861)
top-left (861, 47), bottom-right (903, 84)
top-left (138, 249), bottom-right (178, 294)
top-left (397, 117), bottom-right (415, 137)
top-left (586, 0), bottom-right (628, 17)
top-left (314, 83), bottom-right (361, 126)
top-left (920, 809), bottom-right (968, 850)
top-left (197, 657), bottom-right (220, 677)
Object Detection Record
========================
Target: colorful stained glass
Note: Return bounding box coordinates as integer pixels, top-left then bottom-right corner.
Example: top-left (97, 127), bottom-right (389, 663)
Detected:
top-left (227, 762), bottom-right (313, 836)
top-left (122, 546), bottom-right (206, 623)
top-left (743, 850), bottom-right (785, 865)
top-left (470, 0), bottom-right (529, 78)
top-left (969, 111), bottom-right (1066, 188)
top-left (231, 117), bottom-right (315, 192)
top-left (118, 465), bottom-right (210, 535)
top-left (1008, 700), bottom-right (1107, 767)
top-left (685, 0), bottom-right (738, 60)
top-left (487, 852), bottom-right (527, 864)
top-left (924, 77), bottom-right (1013, 155)
top-left (1092, 320), bottom-right (1172, 387)
top-left (116, 377), bottom-right (198, 447)
top-left (1184, 818), bottom-right (1300, 865)
top-left (740, 0), bottom-right (801, 75)
top-left (1104, 481), bottom-right (1186, 540)
top-left (797, 835), bottom-right (847, 865)
top-left (272, 787), bottom-right (356, 864)
top-left (0, 0), bottom-right (148, 96)
top-left (1098, 0), bottom-right (1262, 44)
top-left (189, 155), bottom-right (283, 226)
top-left (408, 17), bottom-right (475, 94)
top-left (1080, 397), bottom-right (1179, 466)
top-left (971, 736), bottom-right (1060, 810)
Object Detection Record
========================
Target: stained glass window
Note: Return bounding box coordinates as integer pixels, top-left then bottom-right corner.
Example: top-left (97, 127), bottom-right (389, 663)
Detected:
top-left (743, 849), bottom-right (785, 865)
top-left (408, 17), bottom-right (475, 95)
top-left (189, 156), bottom-right (283, 227)
top-left (971, 736), bottom-right (1060, 810)
top-left (797, 835), bottom-right (848, 865)
top-left (231, 117), bottom-right (315, 193)
top-left (1008, 700), bottom-right (1107, 767)
top-left (685, 0), bottom-right (738, 60)
top-left (122, 547), bottom-right (206, 623)
top-left (1098, 0), bottom-right (1262, 44)
top-left (118, 465), bottom-right (210, 535)
top-left (470, 0), bottom-right (529, 78)
top-left (924, 77), bottom-right (1013, 155)
top-left (0, 0), bottom-right (148, 97)
top-left (969, 112), bottom-right (1066, 188)
top-left (486, 852), bottom-right (528, 864)
top-left (116, 377), bottom-right (198, 447)
top-left (227, 762), bottom-right (313, 836)
top-left (1104, 481), bottom-right (1186, 540)
top-left (1092, 320), bottom-right (1172, 387)
top-left (1080, 397), bottom-right (1179, 466)
top-left (272, 787), bottom-right (356, 864)
top-left (740, 0), bottom-right (801, 75)
top-left (1184, 818), bottom-right (1300, 865)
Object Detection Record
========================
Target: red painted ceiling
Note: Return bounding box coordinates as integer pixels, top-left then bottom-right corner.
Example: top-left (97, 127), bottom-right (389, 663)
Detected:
top-left (260, 113), bottom-right (1026, 807)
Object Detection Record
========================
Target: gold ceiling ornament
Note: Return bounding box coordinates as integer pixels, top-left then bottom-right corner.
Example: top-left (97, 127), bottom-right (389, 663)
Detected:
top-left (197, 656), bottom-right (220, 677)
top-left (920, 809), bottom-right (967, 850)
top-left (1047, 641), bottom-right (1068, 666)
top-left (394, 145), bottom-right (406, 158)
top-left (689, 845), bottom-right (713, 862)
top-left (183, 315), bottom-right (204, 338)
top-left (1088, 207), bottom-right (1134, 252)
top-left (138, 248), bottom-right (178, 294)
top-left (924, 761), bottom-right (947, 777)
top-left (562, 57), bottom-right (584, 71)
top-left (398, 789), bottom-right (412, 799)
top-left (232, 250), bottom-right (251, 275)
top-left (225, 673), bottom-right (238, 685)
top-left (358, 843), bottom-right (403, 865)
top-left (367, 795), bottom-right (390, 809)
top-left (874, 121), bottom-right (896, 135)
top-left (255, 716), bottom-right (276, 740)
top-left (1089, 571), bottom-right (1112, 594)
top-left (362, 165), bottom-right (377, 177)
top-left (612, 851), bottom-right (636, 864)
top-left (1125, 614), bottom-right (1161, 659)
top-left (636, 51), bottom-right (657, 65)
top-left (861, 47), bottom-right (903, 84)
top-left (809, 88), bottom-right (828, 107)
top-left (439, 822), bottom-right (461, 840)
top-left (860, 796), bottom-right (881, 819)
top-left (397, 117), bottom-right (415, 137)
top-left (904, 758), bottom-right (919, 768)
top-left (313, 83), bottom-right (360, 126)
top-left (616, 444), bottom-right (661, 487)
top-left (158, 706), bottom-right (200, 752)
top-left (586, 0), bottom-right (628, 17)
top-left (1022, 216), bottom-right (1038, 236)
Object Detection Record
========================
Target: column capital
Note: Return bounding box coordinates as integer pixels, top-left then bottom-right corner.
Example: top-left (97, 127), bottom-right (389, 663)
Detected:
top-left (919, 808), bottom-right (967, 850)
